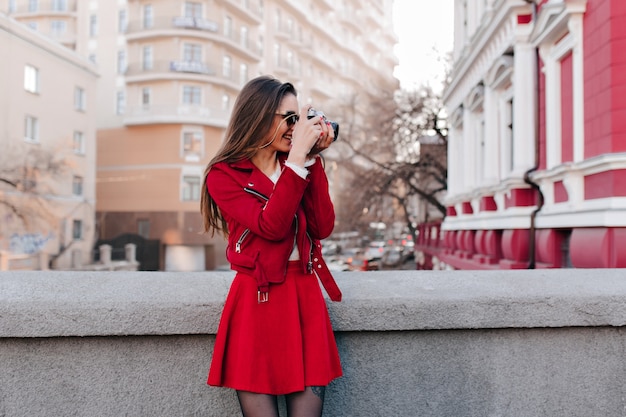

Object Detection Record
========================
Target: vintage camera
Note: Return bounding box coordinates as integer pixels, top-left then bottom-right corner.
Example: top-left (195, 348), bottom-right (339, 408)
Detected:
top-left (307, 108), bottom-right (339, 141)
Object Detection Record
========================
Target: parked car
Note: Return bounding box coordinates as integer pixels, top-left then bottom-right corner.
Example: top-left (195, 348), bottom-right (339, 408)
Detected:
top-left (381, 246), bottom-right (404, 267)
top-left (339, 248), bottom-right (380, 271)
top-left (365, 241), bottom-right (386, 260)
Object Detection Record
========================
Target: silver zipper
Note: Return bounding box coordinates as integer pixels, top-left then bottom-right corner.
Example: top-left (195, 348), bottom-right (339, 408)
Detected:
top-left (236, 188), bottom-right (269, 253)
top-left (235, 229), bottom-right (249, 253)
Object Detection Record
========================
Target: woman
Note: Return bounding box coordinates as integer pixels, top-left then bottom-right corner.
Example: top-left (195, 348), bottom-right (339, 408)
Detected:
top-left (201, 75), bottom-right (342, 417)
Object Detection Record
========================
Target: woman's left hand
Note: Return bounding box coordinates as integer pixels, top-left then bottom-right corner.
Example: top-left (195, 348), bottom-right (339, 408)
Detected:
top-left (307, 121), bottom-right (335, 157)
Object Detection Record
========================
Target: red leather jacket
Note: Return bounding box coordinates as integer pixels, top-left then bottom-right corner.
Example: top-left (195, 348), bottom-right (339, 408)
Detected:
top-left (206, 155), bottom-right (341, 302)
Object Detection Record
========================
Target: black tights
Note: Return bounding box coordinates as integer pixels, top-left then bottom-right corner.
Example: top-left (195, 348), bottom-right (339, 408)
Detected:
top-left (236, 386), bottom-right (326, 417)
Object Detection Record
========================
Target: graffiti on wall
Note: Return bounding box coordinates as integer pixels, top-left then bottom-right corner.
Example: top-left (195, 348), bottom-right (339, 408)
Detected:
top-left (9, 233), bottom-right (54, 254)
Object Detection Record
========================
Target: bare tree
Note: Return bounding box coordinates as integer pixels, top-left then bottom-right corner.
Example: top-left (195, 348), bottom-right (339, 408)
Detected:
top-left (331, 84), bottom-right (448, 241)
top-left (0, 146), bottom-right (66, 227)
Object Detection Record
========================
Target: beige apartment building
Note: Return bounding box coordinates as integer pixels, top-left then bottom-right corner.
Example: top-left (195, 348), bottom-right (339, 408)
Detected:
top-left (0, 10), bottom-right (98, 270)
top-left (3, 0), bottom-right (398, 271)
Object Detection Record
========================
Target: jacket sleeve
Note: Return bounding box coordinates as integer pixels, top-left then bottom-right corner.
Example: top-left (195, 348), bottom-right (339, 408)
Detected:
top-left (207, 163), bottom-right (310, 241)
top-left (301, 157), bottom-right (335, 239)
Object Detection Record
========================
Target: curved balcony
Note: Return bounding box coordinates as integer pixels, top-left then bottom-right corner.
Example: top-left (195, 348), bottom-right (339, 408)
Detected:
top-left (222, 0), bottom-right (263, 24)
top-left (123, 104), bottom-right (229, 127)
top-left (125, 60), bottom-right (215, 79)
top-left (126, 16), bottom-right (219, 35)
top-left (9, 0), bottom-right (77, 16)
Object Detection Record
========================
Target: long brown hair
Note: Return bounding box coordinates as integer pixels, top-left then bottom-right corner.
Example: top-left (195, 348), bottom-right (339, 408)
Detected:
top-left (200, 75), bottom-right (297, 236)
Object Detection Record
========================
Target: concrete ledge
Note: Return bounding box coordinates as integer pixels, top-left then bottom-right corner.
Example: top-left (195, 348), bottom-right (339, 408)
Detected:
top-left (3, 269), bottom-right (626, 416)
top-left (3, 269), bottom-right (626, 337)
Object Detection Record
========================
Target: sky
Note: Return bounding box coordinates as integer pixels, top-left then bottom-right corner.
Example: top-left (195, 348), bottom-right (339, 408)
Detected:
top-left (392, 0), bottom-right (455, 91)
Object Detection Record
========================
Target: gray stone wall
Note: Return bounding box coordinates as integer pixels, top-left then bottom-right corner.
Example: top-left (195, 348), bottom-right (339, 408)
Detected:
top-left (2, 269), bottom-right (626, 416)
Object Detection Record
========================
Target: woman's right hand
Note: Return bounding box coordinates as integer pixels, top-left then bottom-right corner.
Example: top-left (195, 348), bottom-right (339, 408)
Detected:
top-left (286, 105), bottom-right (328, 167)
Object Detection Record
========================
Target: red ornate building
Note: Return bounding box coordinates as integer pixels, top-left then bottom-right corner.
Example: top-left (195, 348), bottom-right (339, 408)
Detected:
top-left (417, 0), bottom-right (626, 270)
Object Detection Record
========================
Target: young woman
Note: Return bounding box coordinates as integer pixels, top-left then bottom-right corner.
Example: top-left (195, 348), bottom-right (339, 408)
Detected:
top-left (201, 75), bottom-right (342, 417)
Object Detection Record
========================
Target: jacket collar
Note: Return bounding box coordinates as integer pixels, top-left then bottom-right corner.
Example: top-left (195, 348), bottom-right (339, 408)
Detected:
top-left (228, 153), bottom-right (289, 197)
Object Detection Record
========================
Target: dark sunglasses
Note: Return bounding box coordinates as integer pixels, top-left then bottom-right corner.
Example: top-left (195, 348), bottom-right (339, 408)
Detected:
top-left (275, 112), bottom-right (299, 127)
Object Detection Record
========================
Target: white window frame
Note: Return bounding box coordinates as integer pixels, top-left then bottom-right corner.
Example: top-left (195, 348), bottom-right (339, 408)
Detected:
top-left (73, 131), bottom-right (85, 155)
top-left (223, 16), bottom-right (232, 37)
top-left (118, 9), bottom-right (128, 33)
top-left (50, 20), bottom-right (66, 36)
top-left (182, 85), bottom-right (201, 105)
top-left (72, 175), bottom-right (83, 196)
top-left (52, 0), bottom-right (66, 11)
top-left (117, 50), bottom-right (127, 74)
top-left (88, 14), bottom-right (97, 37)
top-left (222, 55), bottom-right (232, 78)
top-left (116, 90), bottom-right (125, 115)
top-left (184, 1), bottom-right (202, 18)
top-left (143, 4), bottom-right (154, 29)
top-left (142, 46), bottom-right (153, 70)
top-left (72, 219), bottom-right (83, 240)
top-left (533, 3), bottom-right (586, 169)
top-left (24, 64), bottom-right (39, 93)
top-left (182, 130), bottom-right (204, 160)
top-left (74, 86), bottom-right (86, 111)
top-left (181, 175), bottom-right (201, 201)
top-left (183, 43), bottom-right (202, 62)
top-left (24, 115), bottom-right (39, 143)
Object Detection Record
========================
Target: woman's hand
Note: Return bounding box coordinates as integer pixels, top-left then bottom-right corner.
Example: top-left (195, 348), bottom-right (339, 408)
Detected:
top-left (286, 105), bottom-right (330, 167)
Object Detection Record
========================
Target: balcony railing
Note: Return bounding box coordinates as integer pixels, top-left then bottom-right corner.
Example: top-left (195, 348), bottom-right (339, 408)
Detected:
top-left (169, 60), bottom-right (214, 75)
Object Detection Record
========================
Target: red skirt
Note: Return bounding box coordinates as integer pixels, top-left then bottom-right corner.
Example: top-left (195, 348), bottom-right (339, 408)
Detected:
top-left (207, 261), bottom-right (343, 395)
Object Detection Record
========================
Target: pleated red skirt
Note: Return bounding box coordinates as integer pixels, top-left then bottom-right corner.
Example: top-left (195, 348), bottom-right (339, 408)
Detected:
top-left (207, 261), bottom-right (343, 395)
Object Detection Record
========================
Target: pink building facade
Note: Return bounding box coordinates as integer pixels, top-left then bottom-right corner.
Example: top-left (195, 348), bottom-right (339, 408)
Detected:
top-left (418, 0), bottom-right (626, 270)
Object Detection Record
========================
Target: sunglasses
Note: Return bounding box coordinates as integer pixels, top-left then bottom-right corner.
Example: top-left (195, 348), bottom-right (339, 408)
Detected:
top-left (275, 112), bottom-right (299, 127)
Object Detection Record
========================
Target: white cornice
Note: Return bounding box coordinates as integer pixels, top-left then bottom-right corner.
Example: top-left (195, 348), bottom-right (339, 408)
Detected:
top-left (530, 0), bottom-right (587, 46)
top-left (444, 0), bottom-right (533, 108)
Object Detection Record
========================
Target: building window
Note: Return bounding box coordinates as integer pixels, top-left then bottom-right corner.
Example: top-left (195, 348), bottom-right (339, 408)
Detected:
top-left (240, 26), bottom-right (248, 48)
top-left (73, 131), bottom-right (85, 154)
top-left (24, 115), bottom-right (39, 142)
top-left (74, 86), bottom-right (86, 111)
top-left (50, 20), bottom-right (66, 36)
top-left (27, 21), bottom-right (37, 30)
top-left (143, 4), bottom-right (154, 29)
top-left (72, 219), bottom-right (82, 240)
top-left (142, 87), bottom-right (151, 108)
top-left (137, 219), bottom-right (150, 239)
top-left (223, 16), bottom-right (232, 38)
top-left (181, 176), bottom-right (201, 201)
top-left (72, 176), bottom-right (83, 196)
top-left (117, 50), bottom-right (127, 74)
top-left (275, 9), bottom-right (280, 30)
top-left (118, 10), bottom-right (127, 33)
top-left (239, 63), bottom-right (248, 85)
top-left (89, 14), bottom-right (97, 37)
top-left (182, 131), bottom-right (203, 158)
top-left (274, 43), bottom-right (280, 67)
top-left (8, 0), bottom-right (16, 13)
top-left (51, 0), bottom-right (66, 11)
top-left (222, 55), bottom-right (231, 78)
top-left (222, 94), bottom-right (230, 110)
top-left (116, 91), bottom-right (125, 115)
top-left (183, 43), bottom-right (202, 62)
top-left (142, 46), bottom-right (153, 70)
top-left (24, 64), bottom-right (39, 93)
top-left (185, 1), bottom-right (202, 18)
top-left (28, 0), bottom-right (37, 12)
top-left (182, 86), bottom-right (201, 105)
top-left (88, 54), bottom-right (96, 63)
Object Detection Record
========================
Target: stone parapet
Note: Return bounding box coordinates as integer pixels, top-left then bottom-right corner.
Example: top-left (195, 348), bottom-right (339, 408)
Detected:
top-left (2, 269), bottom-right (626, 416)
